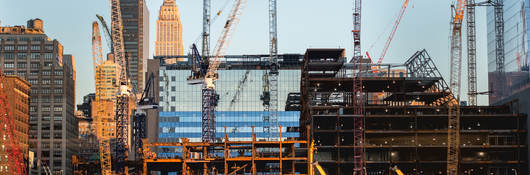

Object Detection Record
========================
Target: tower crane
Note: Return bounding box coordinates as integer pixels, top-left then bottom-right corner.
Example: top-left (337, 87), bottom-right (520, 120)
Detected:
top-left (375, 0), bottom-right (410, 66)
top-left (92, 21), bottom-right (113, 175)
top-left (186, 0), bottom-right (247, 143)
top-left (448, 0), bottom-right (465, 174)
top-left (267, 0), bottom-right (280, 140)
top-left (465, 0), bottom-right (504, 105)
top-left (352, 0), bottom-right (365, 175)
top-left (0, 73), bottom-right (26, 175)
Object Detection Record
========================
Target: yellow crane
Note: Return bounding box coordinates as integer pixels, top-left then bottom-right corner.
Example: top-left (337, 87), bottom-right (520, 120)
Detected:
top-left (391, 166), bottom-right (404, 175)
top-left (92, 21), bottom-right (114, 175)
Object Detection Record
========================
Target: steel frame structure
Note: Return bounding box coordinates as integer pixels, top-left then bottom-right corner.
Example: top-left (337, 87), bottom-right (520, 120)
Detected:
top-left (466, 0), bottom-right (505, 105)
top-left (352, 0), bottom-right (365, 174)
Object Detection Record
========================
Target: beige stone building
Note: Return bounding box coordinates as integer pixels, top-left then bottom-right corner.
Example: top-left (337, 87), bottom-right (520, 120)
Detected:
top-left (155, 0), bottom-right (184, 57)
top-left (0, 75), bottom-right (30, 174)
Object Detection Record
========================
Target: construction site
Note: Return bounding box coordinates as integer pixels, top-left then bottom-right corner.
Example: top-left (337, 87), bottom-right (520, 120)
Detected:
top-left (0, 0), bottom-right (526, 174)
top-left (74, 0), bottom-right (529, 174)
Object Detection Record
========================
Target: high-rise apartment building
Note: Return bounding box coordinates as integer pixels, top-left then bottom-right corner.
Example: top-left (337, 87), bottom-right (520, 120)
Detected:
top-left (0, 75), bottom-right (30, 175)
top-left (120, 0), bottom-right (149, 92)
top-left (155, 0), bottom-right (184, 57)
top-left (75, 94), bottom-right (98, 163)
top-left (0, 19), bottom-right (78, 175)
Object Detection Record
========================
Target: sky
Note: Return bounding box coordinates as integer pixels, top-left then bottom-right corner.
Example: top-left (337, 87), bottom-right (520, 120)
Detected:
top-left (0, 0), bottom-right (490, 105)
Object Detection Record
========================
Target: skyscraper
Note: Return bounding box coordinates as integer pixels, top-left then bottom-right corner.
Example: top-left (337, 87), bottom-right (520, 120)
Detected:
top-left (155, 0), bottom-right (184, 57)
top-left (0, 19), bottom-right (77, 174)
top-left (120, 0), bottom-right (149, 92)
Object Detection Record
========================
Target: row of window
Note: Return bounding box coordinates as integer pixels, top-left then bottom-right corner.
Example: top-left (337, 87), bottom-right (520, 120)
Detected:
top-left (3, 62), bottom-right (54, 69)
top-left (3, 53), bottom-right (55, 59)
top-left (3, 44), bottom-right (53, 51)
top-left (1, 37), bottom-right (46, 42)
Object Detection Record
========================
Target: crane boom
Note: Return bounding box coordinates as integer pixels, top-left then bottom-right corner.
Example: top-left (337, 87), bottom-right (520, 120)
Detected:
top-left (376, 0), bottom-right (410, 65)
top-left (92, 21), bottom-right (113, 175)
top-left (96, 14), bottom-right (114, 52)
top-left (268, 0), bottom-right (280, 140)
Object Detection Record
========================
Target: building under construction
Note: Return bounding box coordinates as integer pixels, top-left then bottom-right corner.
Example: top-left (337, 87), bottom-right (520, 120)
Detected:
top-left (300, 48), bottom-right (528, 175)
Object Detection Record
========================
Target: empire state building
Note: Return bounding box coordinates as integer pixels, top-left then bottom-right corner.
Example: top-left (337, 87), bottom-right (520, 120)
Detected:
top-left (155, 0), bottom-right (183, 56)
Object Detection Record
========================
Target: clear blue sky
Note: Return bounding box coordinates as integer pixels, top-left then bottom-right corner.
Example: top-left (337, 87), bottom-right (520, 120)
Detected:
top-left (0, 0), bottom-right (490, 105)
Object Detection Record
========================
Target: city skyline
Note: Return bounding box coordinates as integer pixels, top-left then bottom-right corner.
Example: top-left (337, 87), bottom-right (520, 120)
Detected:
top-left (0, 1), bottom-right (491, 105)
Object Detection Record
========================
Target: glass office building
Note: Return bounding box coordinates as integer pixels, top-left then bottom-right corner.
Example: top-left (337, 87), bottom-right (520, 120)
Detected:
top-left (157, 55), bottom-right (303, 143)
top-left (487, 0), bottom-right (530, 104)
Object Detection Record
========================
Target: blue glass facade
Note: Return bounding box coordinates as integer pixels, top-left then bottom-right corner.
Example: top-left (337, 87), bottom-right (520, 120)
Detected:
top-left (157, 56), bottom-right (303, 143)
top-left (487, 0), bottom-right (530, 103)
top-left (159, 111), bottom-right (299, 142)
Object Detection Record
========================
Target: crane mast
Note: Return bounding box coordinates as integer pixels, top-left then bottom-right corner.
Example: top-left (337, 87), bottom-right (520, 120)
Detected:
top-left (92, 21), bottom-right (114, 175)
top-left (268, 0), bottom-right (279, 140)
top-left (448, 0), bottom-right (465, 174)
top-left (466, 0), bottom-right (504, 106)
top-left (352, 0), bottom-right (365, 174)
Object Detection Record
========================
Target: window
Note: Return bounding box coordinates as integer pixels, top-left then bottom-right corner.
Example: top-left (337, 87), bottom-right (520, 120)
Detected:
top-left (4, 63), bottom-right (14, 68)
top-left (30, 53), bottom-right (40, 59)
top-left (29, 106), bottom-right (36, 112)
top-left (54, 80), bottom-right (63, 85)
top-left (45, 45), bottom-right (53, 50)
top-left (44, 62), bottom-right (53, 67)
top-left (16, 53), bottom-right (27, 59)
top-left (54, 88), bottom-right (62, 94)
top-left (16, 72), bottom-right (25, 77)
top-left (159, 96), bottom-right (164, 102)
top-left (44, 53), bottom-right (53, 60)
top-left (30, 63), bottom-right (40, 68)
top-left (42, 89), bottom-right (50, 94)
top-left (3, 53), bottom-right (14, 59)
top-left (31, 45), bottom-right (40, 50)
top-left (53, 107), bottom-right (62, 112)
top-left (17, 45), bottom-right (27, 51)
top-left (4, 71), bottom-right (14, 75)
top-left (171, 106), bottom-right (176, 112)
top-left (42, 71), bottom-right (51, 76)
top-left (171, 96), bottom-right (176, 102)
top-left (171, 76), bottom-right (176, 81)
top-left (42, 79), bottom-right (50, 85)
top-left (30, 71), bottom-right (39, 76)
top-left (171, 86), bottom-right (176, 91)
top-left (32, 37), bottom-right (44, 41)
top-left (42, 107), bottom-right (51, 112)
top-left (16, 63), bottom-right (26, 68)
top-left (4, 45), bottom-right (14, 51)
top-left (54, 71), bottom-right (63, 75)
top-left (160, 86), bottom-right (164, 92)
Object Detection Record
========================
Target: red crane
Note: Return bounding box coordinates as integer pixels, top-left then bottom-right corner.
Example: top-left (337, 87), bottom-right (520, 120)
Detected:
top-left (376, 0), bottom-right (410, 66)
top-left (0, 74), bottom-right (27, 175)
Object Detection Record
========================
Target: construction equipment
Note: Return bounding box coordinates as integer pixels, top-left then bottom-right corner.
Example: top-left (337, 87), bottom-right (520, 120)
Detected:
top-left (110, 0), bottom-right (136, 173)
top-left (267, 0), bottom-right (280, 140)
top-left (184, 0), bottom-right (247, 143)
top-left (312, 162), bottom-right (327, 175)
top-left (352, 0), bottom-right (362, 62)
top-left (134, 73), bottom-right (158, 160)
top-left (96, 14), bottom-right (113, 52)
top-left (351, 0), bottom-right (366, 174)
top-left (465, 0), bottom-right (505, 106)
top-left (92, 21), bottom-right (113, 175)
top-left (0, 74), bottom-right (27, 175)
top-left (448, 0), bottom-right (465, 174)
top-left (391, 166), bottom-right (404, 175)
top-left (375, 0), bottom-right (410, 66)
